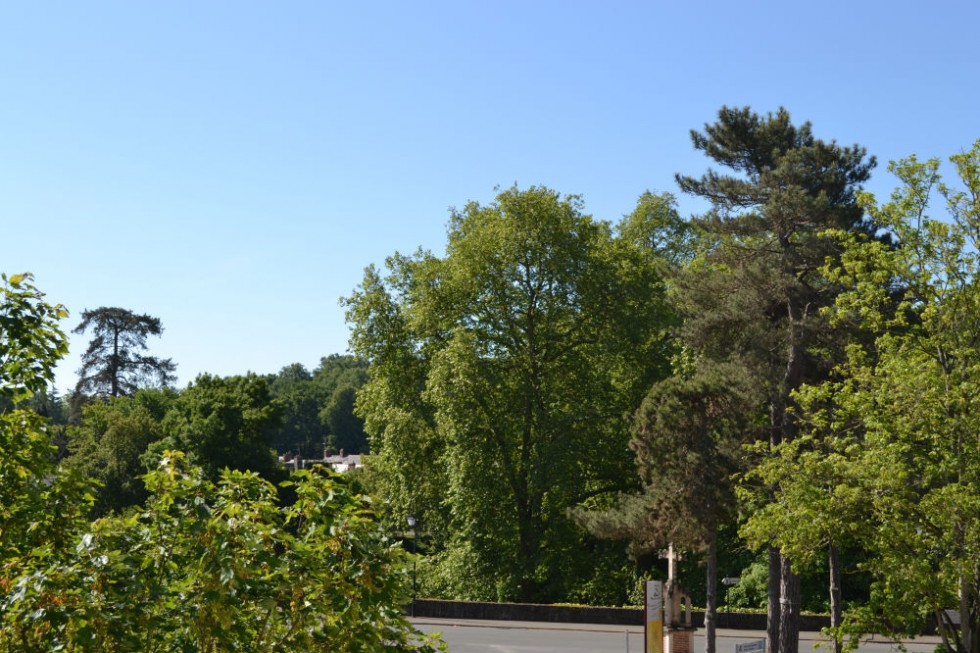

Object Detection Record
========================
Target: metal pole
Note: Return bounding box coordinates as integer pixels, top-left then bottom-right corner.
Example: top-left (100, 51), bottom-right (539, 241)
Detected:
top-left (407, 514), bottom-right (417, 617)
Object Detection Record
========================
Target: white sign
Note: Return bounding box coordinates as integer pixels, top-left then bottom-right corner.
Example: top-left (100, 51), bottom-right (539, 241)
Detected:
top-left (735, 639), bottom-right (765, 653)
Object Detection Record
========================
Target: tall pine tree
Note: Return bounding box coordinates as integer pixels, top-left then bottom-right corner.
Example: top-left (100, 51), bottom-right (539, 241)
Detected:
top-left (673, 107), bottom-right (875, 653)
top-left (73, 307), bottom-right (176, 400)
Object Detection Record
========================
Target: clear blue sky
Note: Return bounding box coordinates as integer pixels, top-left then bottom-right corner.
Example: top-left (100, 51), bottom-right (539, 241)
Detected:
top-left (2, 1), bottom-right (977, 393)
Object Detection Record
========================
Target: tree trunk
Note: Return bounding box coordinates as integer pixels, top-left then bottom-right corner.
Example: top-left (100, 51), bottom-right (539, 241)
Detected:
top-left (767, 545), bottom-right (781, 653)
top-left (778, 553), bottom-right (800, 653)
top-left (515, 503), bottom-right (540, 602)
top-left (775, 305), bottom-right (804, 653)
top-left (705, 534), bottom-right (718, 653)
top-left (829, 544), bottom-right (842, 653)
top-left (960, 572), bottom-right (978, 653)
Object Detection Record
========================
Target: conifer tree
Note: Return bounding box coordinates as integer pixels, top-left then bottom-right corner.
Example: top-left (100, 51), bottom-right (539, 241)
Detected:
top-left (73, 307), bottom-right (176, 400)
top-left (673, 107), bottom-right (875, 653)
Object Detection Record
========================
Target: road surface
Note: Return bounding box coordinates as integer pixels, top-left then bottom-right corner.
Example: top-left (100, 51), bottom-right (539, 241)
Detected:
top-left (411, 618), bottom-right (942, 653)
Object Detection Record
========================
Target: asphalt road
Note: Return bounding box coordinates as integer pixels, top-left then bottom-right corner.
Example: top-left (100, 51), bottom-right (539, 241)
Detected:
top-left (411, 618), bottom-right (943, 653)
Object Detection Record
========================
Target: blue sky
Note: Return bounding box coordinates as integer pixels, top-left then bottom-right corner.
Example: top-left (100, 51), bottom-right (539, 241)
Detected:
top-left (2, 1), bottom-right (978, 392)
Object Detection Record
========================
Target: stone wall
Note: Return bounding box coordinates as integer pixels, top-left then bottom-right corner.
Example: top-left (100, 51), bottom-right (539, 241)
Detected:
top-left (410, 599), bottom-right (832, 631)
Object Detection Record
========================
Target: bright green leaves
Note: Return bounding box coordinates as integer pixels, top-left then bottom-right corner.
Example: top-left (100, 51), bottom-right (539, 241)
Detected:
top-left (780, 140), bottom-right (980, 652)
top-left (346, 185), bottom-right (677, 603)
top-left (0, 453), bottom-right (445, 652)
top-left (0, 275), bottom-right (440, 652)
top-left (0, 272), bottom-right (68, 404)
top-left (0, 408), bottom-right (93, 568)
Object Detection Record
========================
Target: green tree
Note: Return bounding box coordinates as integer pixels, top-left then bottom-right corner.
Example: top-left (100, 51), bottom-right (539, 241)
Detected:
top-left (0, 273), bottom-right (68, 405)
top-left (266, 357), bottom-right (370, 458)
top-left (321, 384), bottom-right (368, 454)
top-left (0, 272), bottom-right (88, 570)
top-left (0, 276), bottom-right (444, 652)
top-left (673, 106), bottom-right (876, 653)
top-left (312, 354), bottom-right (368, 392)
top-left (740, 428), bottom-right (870, 653)
top-left (346, 185), bottom-right (675, 603)
top-left (577, 360), bottom-right (762, 653)
top-left (155, 373), bottom-right (284, 482)
top-left (73, 307), bottom-right (177, 400)
top-left (268, 363), bottom-right (324, 456)
top-left (793, 141), bottom-right (980, 653)
top-left (1, 451), bottom-right (445, 652)
top-left (63, 388), bottom-right (176, 516)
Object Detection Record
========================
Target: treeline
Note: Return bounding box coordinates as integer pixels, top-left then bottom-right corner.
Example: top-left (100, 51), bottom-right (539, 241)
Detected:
top-left (346, 107), bottom-right (980, 653)
top-left (3, 104), bottom-right (980, 653)
top-left (34, 352), bottom-right (371, 517)
top-left (0, 275), bottom-right (439, 652)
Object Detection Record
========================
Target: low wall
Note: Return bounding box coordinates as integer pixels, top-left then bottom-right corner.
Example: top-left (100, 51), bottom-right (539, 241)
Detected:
top-left (410, 599), bottom-right (831, 631)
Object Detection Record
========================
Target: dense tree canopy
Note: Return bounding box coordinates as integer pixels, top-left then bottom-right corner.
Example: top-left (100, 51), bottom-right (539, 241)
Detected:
top-left (266, 356), bottom-right (369, 457)
top-left (773, 141), bottom-right (980, 653)
top-left (322, 384), bottom-right (368, 454)
top-left (155, 373), bottom-right (284, 482)
top-left (346, 185), bottom-right (677, 602)
top-left (63, 388), bottom-right (177, 516)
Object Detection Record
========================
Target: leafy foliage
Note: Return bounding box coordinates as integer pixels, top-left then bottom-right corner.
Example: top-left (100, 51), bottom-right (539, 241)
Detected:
top-left (793, 141), bottom-right (980, 653)
top-left (0, 273), bottom-right (68, 405)
top-left (346, 185), bottom-right (677, 603)
top-left (0, 453), bottom-right (444, 652)
top-left (322, 384), bottom-right (368, 454)
top-left (267, 356), bottom-right (369, 457)
top-left (0, 277), bottom-right (443, 651)
top-left (155, 373), bottom-right (285, 482)
top-left (63, 388), bottom-right (177, 516)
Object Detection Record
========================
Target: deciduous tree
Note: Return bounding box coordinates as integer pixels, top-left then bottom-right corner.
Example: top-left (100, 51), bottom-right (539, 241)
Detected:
top-left (346, 185), bottom-right (675, 602)
top-left (155, 373), bottom-right (284, 482)
top-left (322, 384), bottom-right (368, 454)
top-left (796, 141), bottom-right (980, 653)
top-left (1, 278), bottom-right (442, 652)
top-left (0, 273), bottom-right (68, 405)
top-left (63, 388), bottom-right (176, 516)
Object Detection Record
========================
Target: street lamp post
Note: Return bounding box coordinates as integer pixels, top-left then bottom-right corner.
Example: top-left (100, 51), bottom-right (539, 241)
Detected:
top-left (407, 514), bottom-right (417, 617)
top-left (721, 577), bottom-right (740, 628)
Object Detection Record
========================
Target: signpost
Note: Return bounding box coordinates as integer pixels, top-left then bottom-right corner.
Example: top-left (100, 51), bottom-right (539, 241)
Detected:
top-left (645, 580), bottom-right (664, 653)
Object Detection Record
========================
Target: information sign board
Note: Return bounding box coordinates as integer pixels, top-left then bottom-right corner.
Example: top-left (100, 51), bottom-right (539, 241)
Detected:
top-left (645, 580), bottom-right (663, 653)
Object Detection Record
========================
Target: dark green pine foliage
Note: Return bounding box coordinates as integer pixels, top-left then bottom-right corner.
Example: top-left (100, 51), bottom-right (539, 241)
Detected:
top-left (73, 307), bottom-right (177, 400)
top-left (673, 107), bottom-right (875, 653)
top-left (575, 361), bottom-right (762, 653)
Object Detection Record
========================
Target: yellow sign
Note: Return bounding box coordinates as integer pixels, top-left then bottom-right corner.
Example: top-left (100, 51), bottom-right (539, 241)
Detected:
top-left (645, 580), bottom-right (663, 653)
